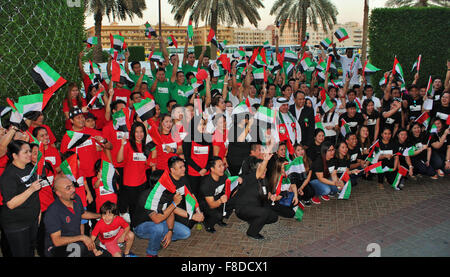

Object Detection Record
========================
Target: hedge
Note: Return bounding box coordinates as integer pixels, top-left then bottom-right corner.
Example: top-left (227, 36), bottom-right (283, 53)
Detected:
top-left (128, 46), bottom-right (146, 62)
top-left (0, 0), bottom-right (85, 141)
top-left (368, 7), bottom-right (450, 96)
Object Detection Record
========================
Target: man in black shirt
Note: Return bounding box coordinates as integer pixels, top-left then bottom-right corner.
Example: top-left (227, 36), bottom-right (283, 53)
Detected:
top-left (345, 133), bottom-right (365, 186)
top-left (339, 102), bottom-right (364, 135)
top-left (200, 157), bottom-right (242, 233)
top-left (44, 176), bottom-right (107, 257)
top-left (381, 98), bottom-right (402, 134)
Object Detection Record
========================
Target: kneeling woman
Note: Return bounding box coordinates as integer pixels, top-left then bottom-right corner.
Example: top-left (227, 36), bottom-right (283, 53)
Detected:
top-left (266, 157), bottom-right (299, 218)
top-left (309, 142), bottom-right (343, 204)
top-left (233, 152), bottom-right (278, 240)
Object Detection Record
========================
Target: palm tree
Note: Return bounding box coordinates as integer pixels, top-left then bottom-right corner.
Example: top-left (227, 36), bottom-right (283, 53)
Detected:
top-left (168, 0), bottom-right (264, 59)
top-left (385, 0), bottom-right (449, 7)
top-left (86, 0), bottom-right (147, 63)
top-left (361, 0), bottom-right (369, 65)
top-left (270, 0), bottom-right (338, 52)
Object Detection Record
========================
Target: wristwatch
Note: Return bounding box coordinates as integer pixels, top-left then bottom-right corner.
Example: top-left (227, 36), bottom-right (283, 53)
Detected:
top-left (168, 229), bottom-right (174, 233)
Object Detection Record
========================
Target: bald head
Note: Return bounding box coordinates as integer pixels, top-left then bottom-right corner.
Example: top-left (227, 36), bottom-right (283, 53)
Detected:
top-left (53, 174), bottom-right (76, 201)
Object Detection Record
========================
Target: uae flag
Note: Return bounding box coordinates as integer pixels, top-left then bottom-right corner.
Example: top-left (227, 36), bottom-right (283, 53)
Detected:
top-left (401, 146), bottom-right (417, 157)
top-left (101, 160), bottom-right (116, 192)
top-left (366, 140), bottom-right (381, 163)
top-left (148, 51), bottom-right (165, 64)
top-left (207, 28), bottom-right (219, 48)
top-left (284, 50), bottom-right (298, 64)
top-left (430, 123), bottom-right (438, 134)
top-left (300, 53), bottom-right (314, 71)
top-left (85, 37), bottom-right (98, 48)
top-left (411, 55), bottom-right (421, 72)
top-left (22, 141), bottom-right (45, 182)
top-left (87, 87), bottom-right (105, 108)
top-left (364, 161), bottom-right (385, 174)
top-left (225, 176), bottom-right (239, 199)
top-left (293, 205), bottom-right (304, 221)
top-left (263, 40), bottom-right (271, 50)
top-left (145, 22), bottom-right (157, 38)
top-left (392, 57), bottom-right (405, 83)
top-left (255, 106), bottom-right (276, 125)
top-left (0, 106), bottom-right (11, 128)
top-left (277, 49), bottom-right (286, 68)
top-left (340, 119), bottom-right (351, 137)
top-left (338, 171), bottom-right (351, 199)
top-left (320, 38), bottom-right (332, 49)
top-left (379, 74), bottom-right (388, 86)
top-left (6, 99), bottom-right (28, 131)
top-left (233, 48), bottom-right (246, 59)
top-left (363, 61), bottom-right (381, 74)
top-left (185, 186), bottom-right (199, 220)
top-left (319, 88), bottom-right (334, 113)
top-left (415, 111), bottom-right (430, 129)
top-left (315, 114), bottom-right (324, 131)
top-left (425, 76), bottom-right (433, 97)
top-left (252, 67), bottom-right (266, 84)
top-left (218, 40), bottom-right (228, 53)
top-left (284, 156), bottom-right (306, 176)
top-left (89, 60), bottom-right (102, 83)
top-left (187, 16), bottom-right (194, 41)
top-left (144, 171), bottom-right (177, 212)
top-left (17, 93), bottom-right (49, 119)
top-left (231, 100), bottom-right (251, 115)
top-left (111, 61), bottom-right (135, 89)
top-left (112, 108), bottom-right (132, 132)
top-left (60, 154), bottom-right (78, 183)
top-left (147, 120), bottom-right (163, 146)
top-left (329, 79), bottom-right (343, 88)
top-left (334, 28), bottom-right (349, 42)
top-left (66, 131), bottom-right (91, 150)
top-left (133, 98), bottom-right (156, 121)
top-left (167, 35), bottom-right (178, 48)
top-left (218, 54), bottom-right (231, 73)
top-left (110, 34), bottom-right (125, 52)
top-left (391, 166), bottom-right (408, 190)
top-left (30, 61), bottom-right (67, 94)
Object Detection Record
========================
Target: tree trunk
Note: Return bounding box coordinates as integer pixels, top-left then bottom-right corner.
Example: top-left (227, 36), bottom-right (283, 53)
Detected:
top-left (300, 6), bottom-right (308, 56)
top-left (93, 11), bottom-right (103, 63)
top-left (210, 6), bottom-right (218, 60)
top-left (361, 0), bottom-right (369, 65)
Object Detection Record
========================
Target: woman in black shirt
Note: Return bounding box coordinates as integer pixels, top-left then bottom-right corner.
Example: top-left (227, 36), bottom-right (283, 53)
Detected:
top-left (306, 129), bottom-right (325, 162)
top-left (362, 99), bottom-right (380, 142)
top-left (0, 140), bottom-right (42, 257)
top-left (234, 153), bottom-right (278, 240)
top-left (430, 119), bottom-right (450, 176)
top-left (409, 122), bottom-right (438, 179)
top-left (377, 128), bottom-right (399, 190)
top-left (226, 113), bottom-right (253, 176)
top-left (394, 129), bottom-right (415, 189)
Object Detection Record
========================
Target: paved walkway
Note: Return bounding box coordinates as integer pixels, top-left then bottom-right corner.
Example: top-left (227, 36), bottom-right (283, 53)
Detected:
top-left (131, 176), bottom-right (450, 257)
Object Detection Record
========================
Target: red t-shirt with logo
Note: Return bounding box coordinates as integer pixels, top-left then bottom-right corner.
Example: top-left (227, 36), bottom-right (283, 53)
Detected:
top-left (102, 121), bottom-right (126, 168)
top-left (122, 142), bottom-right (149, 187)
top-left (156, 133), bottom-right (180, 171)
top-left (63, 98), bottom-right (88, 130)
top-left (212, 129), bottom-right (228, 160)
top-left (113, 88), bottom-right (132, 107)
top-left (28, 124), bottom-right (57, 145)
top-left (91, 215), bottom-right (129, 244)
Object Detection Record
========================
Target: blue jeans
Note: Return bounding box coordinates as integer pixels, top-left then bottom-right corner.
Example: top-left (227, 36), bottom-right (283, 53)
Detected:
top-left (133, 220), bottom-right (191, 256)
top-left (310, 179), bottom-right (338, 196)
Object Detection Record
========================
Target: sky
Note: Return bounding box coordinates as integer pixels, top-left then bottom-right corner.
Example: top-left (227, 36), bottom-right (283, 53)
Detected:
top-left (85, 0), bottom-right (389, 29)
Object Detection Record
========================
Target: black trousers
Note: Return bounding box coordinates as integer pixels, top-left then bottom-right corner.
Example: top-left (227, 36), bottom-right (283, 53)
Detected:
top-left (297, 183), bottom-right (315, 202)
top-left (119, 183), bottom-right (148, 223)
top-left (3, 219), bottom-right (39, 257)
top-left (187, 175), bottom-right (203, 201)
top-left (377, 171), bottom-right (397, 184)
top-left (235, 205), bottom-right (278, 236)
top-left (270, 202), bottom-right (295, 218)
top-left (201, 203), bottom-right (233, 228)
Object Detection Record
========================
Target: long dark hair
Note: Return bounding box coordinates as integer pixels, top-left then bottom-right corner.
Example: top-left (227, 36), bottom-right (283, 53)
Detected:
top-left (320, 141), bottom-right (333, 179)
top-left (129, 122), bottom-right (151, 157)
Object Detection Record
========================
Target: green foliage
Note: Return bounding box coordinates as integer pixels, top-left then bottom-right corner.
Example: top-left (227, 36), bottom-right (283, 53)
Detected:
top-left (128, 46), bottom-right (146, 62)
top-left (368, 7), bottom-right (450, 95)
top-left (194, 46), bottom-right (211, 59)
top-left (82, 49), bottom-right (111, 63)
top-left (0, 0), bottom-right (86, 140)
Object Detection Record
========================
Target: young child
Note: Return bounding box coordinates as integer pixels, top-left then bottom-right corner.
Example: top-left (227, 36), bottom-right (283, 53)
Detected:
top-left (91, 201), bottom-right (137, 257)
top-left (93, 160), bottom-right (118, 214)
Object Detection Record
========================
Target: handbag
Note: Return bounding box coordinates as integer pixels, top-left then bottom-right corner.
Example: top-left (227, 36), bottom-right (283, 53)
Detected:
top-left (279, 191), bottom-right (294, 207)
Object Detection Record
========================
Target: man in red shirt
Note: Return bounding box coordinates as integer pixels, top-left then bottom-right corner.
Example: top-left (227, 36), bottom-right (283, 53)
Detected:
top-left (60, 108), bottom-right (112, 213)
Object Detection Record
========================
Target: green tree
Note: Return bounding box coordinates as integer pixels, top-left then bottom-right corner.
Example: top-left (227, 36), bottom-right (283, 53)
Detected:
top-left (385, 0), bottom-right (449, 7)
top-left (270, 0), bottom-right (338, 51)
top-left (85, 0), bottom-right (147, 63)
top-left (168, 0), bottom-right (264, 59)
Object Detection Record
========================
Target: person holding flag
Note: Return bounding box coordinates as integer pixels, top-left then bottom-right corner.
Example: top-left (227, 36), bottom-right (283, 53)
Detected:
top-left (266, 158), bottom-right (299, 218)
top-left (62, 83), bottom-right (88, 130)
top-left (376, 128), bottom-right (400, 190)
top-left (429, 118), bottom-right (450, 176)
top-left (394, 129), bottom-right (415, 189)
top-left (409, 122), bottom-right (438, 179)
top-left (92, 160), bottom-right (118, 214)
top-left (332, 43), bottom-right (362, 86)
top-left (199, 157), bottom-right (241, 233)
top-left (132, 157), bottom-right (193, 257)
top-left (290, 144), bottom-right (315, 207)
top-left (0, 140), bottom-right (41, 257)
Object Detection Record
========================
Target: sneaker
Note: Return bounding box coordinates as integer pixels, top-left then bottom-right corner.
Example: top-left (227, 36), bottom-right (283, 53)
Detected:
top-left (320, 195), bottom-right (330, 201)
top-left (399, 182), bottom-right (405, 189)
top-left (303, 200), bottom-right (312, 207)
top-left (437, 169), bottom-right (444, 177)
top-left (431, 175), bottom-right (438, 180)
top-left (124, 252), bottom-right (137, 257)
top-left (311, 196), bottom-right (321, 204)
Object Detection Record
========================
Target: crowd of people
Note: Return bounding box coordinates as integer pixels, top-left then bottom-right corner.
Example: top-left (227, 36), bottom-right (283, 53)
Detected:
top-left (0, 33), bottom-right (449, 257)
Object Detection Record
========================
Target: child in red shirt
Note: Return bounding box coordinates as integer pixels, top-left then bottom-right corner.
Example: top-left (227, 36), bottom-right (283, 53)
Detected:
top-left (91, 201), bottom-right (136, 257)
top-left (93, 160), bottom-right (118, 213)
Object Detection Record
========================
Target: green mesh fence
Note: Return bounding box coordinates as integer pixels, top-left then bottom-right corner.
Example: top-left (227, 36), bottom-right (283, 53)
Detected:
top-left (0, 0), bottom-right (86, 141)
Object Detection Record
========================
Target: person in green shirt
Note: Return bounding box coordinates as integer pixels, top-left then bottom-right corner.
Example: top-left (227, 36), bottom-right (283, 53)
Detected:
top-left (169, 55), bottom-right (193, 107)
top-left (123, 51), bottom-right (151, 91)
top-left (150, 63), bottom-right (177, 114)
top-left (181, 34), bottom-right (206, 77)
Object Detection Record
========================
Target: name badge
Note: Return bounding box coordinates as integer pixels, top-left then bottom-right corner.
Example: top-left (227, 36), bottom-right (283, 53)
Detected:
top-left (178, 89), bottom-right (186, 97)
top-left (337, 167), bottom-right (347, 173)
top-left (328, 166), bottom-right (335, 172)
top-left (116, 132), bottom-right (129, 140)
top-left (163, 142), bottom-right (177, 153)
top-left (194, 146), bottom-right (209, 155)
top-left (409, 105), bottom-right (421, 112)
top-left (367, 119), bottom-right (376, 126)
top-left (133, 152), bottom-right (147, 162)
top-left (45, 156), bottom-right (56, 166)
top-left (380, 150), bottom-right (393, 155)
top-left (158, 87), bottom-right (169, 94)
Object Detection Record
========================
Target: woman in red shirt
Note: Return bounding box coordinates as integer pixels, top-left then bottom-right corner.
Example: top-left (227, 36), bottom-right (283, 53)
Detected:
top-left (62, 83), bottom-right (88, 130)
top-left (117, 122), bottom-right (151, 222)
top-left (32, 127), bottom-right (61, 174)
top-left (86, 84), bottom-right (107, 130)
top-left (154, 114), bottom-right (182, 172)
top-left (212, 113), bottom-right (228, 166)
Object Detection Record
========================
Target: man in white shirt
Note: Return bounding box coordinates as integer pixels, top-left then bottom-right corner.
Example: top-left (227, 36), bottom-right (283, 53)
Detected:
top-left (333, 45), bottom-right (362, 86)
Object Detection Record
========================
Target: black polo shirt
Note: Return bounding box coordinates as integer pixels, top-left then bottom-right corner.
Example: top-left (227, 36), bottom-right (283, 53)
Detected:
top-left (44, 194), bottom-right (85, 251)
